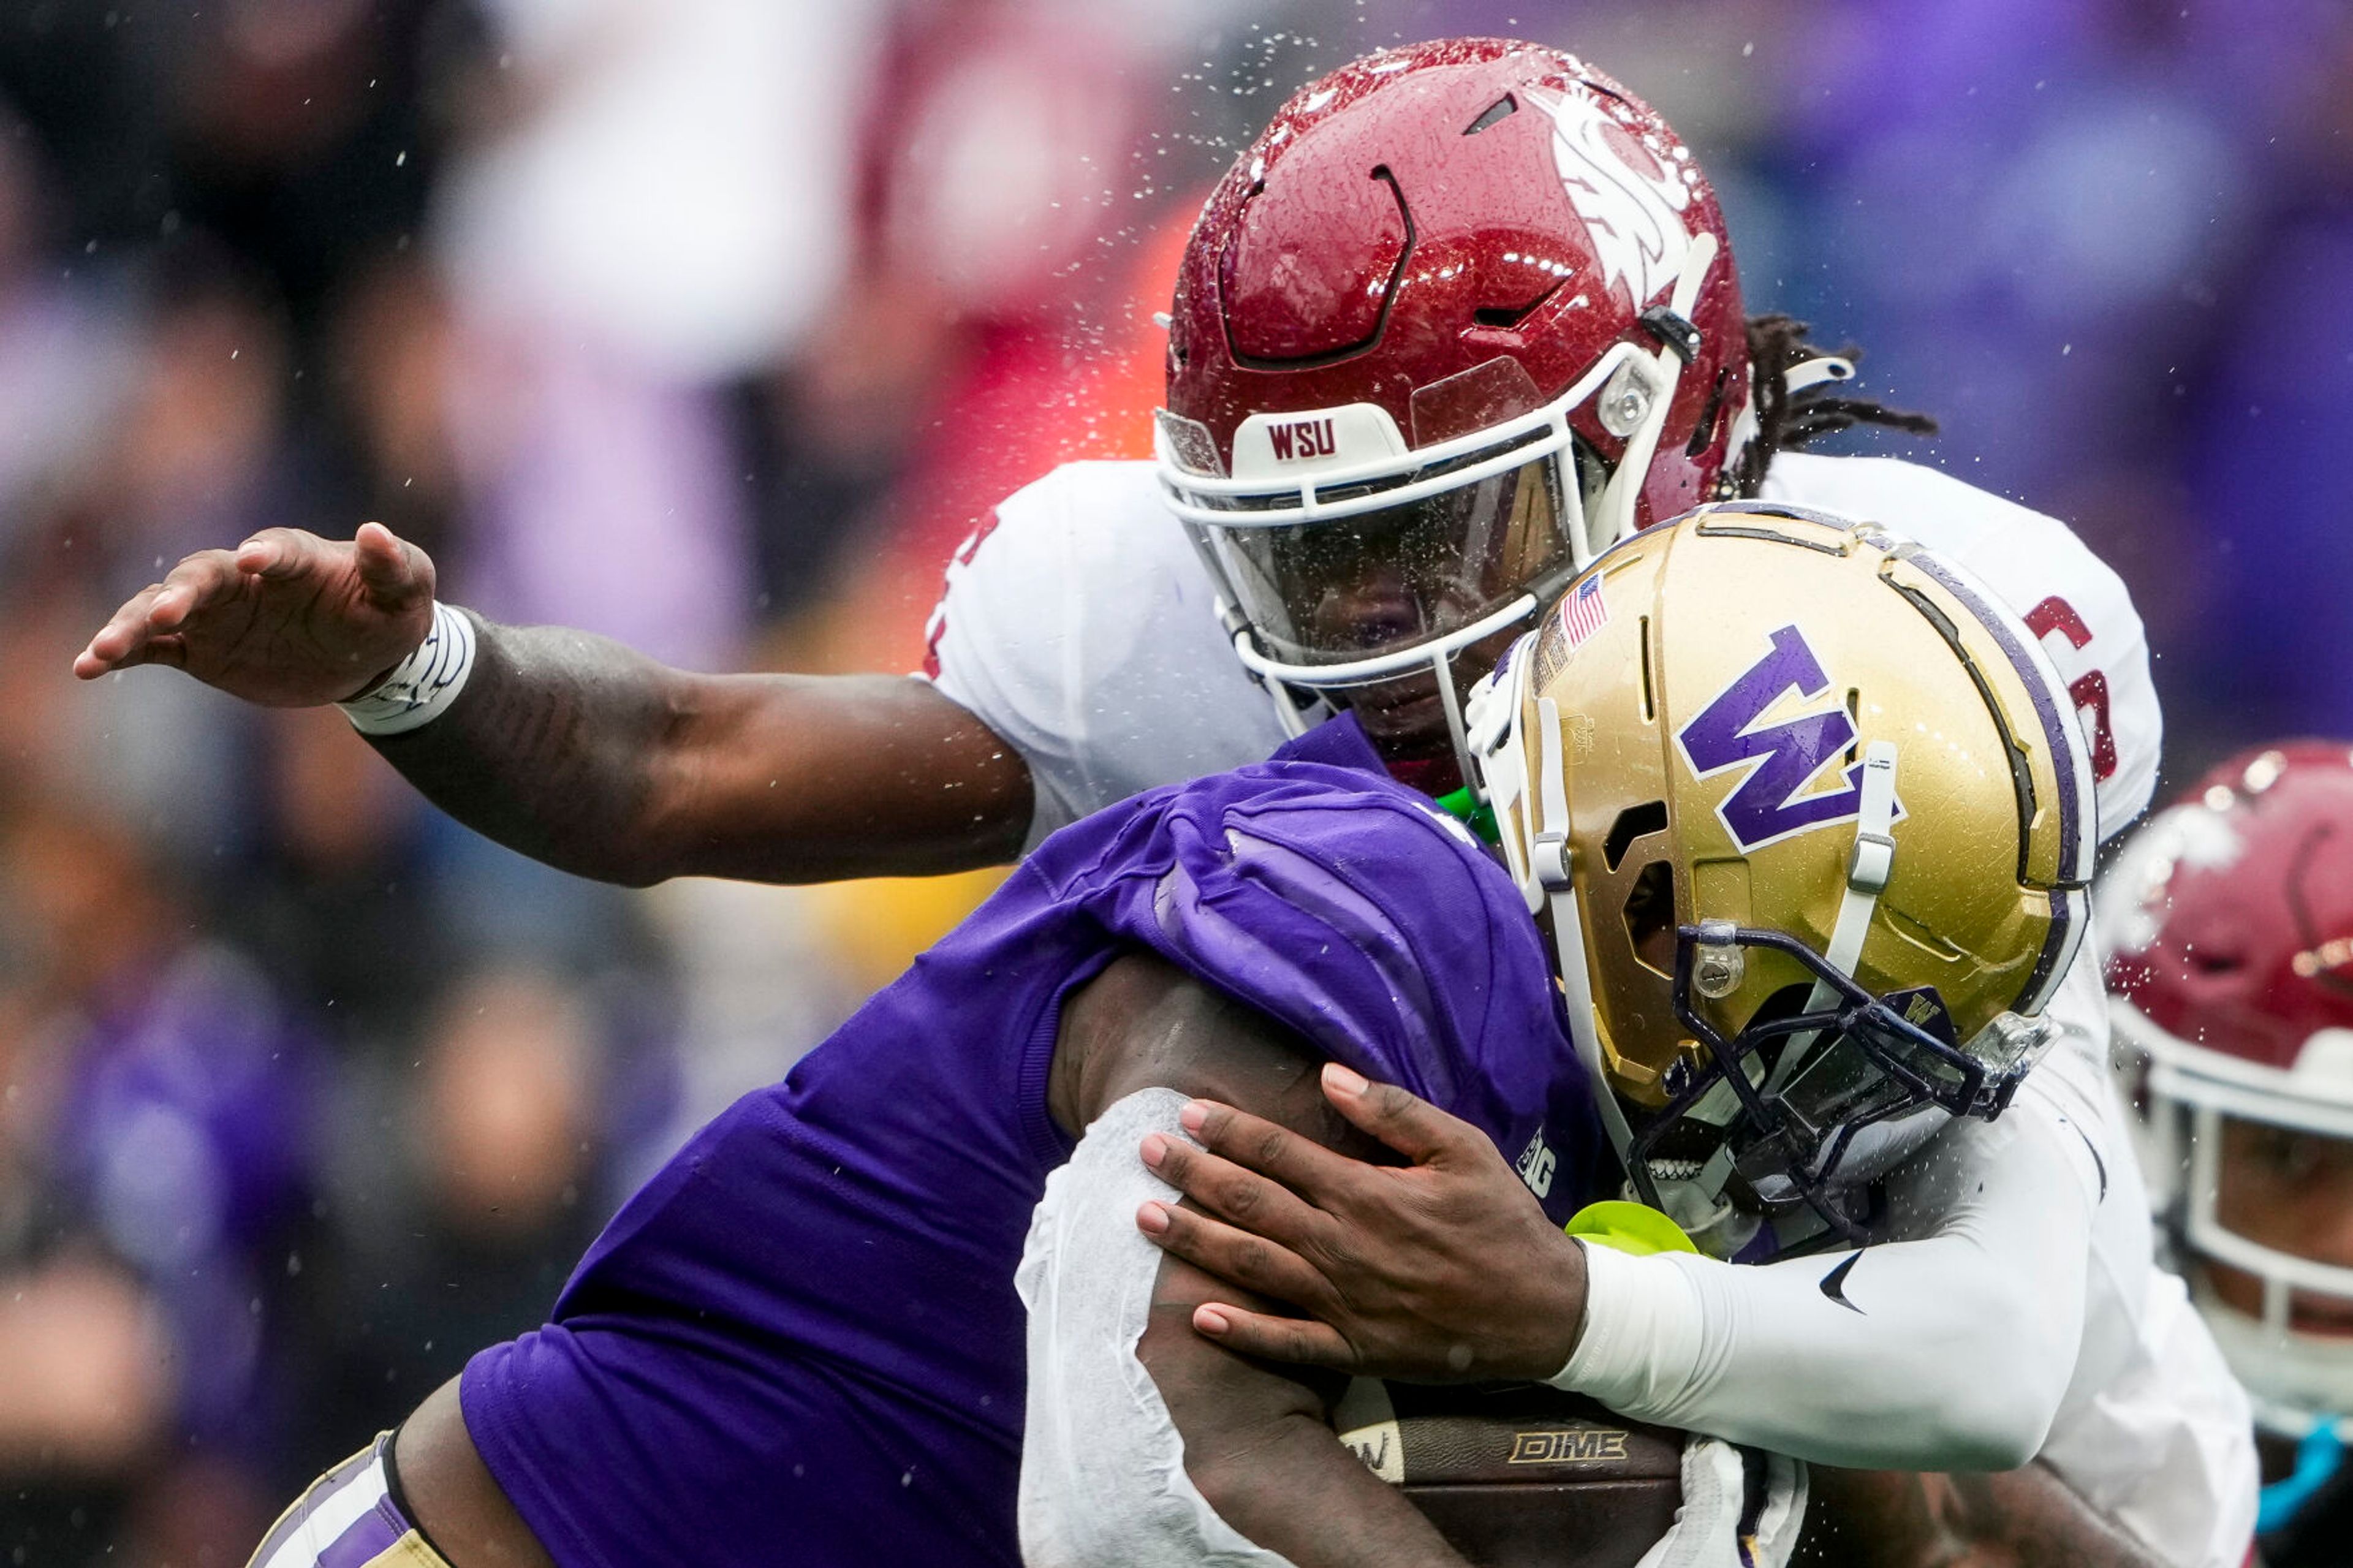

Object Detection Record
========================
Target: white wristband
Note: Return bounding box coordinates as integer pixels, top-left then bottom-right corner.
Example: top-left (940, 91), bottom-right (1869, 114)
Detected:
top-left (1544, 1240), bottom-right (1707, 1420)
top-left (337, 601), bottom-right (478, 736)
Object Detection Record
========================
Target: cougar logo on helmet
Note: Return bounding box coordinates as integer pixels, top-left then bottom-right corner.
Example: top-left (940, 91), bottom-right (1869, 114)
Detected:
top-left (1158, 41), bottom-right (1754, 788)
top-left (1675, 624), bottom-right (1879, 852)
top-left (1526, 86), bottom-right (1697, 310)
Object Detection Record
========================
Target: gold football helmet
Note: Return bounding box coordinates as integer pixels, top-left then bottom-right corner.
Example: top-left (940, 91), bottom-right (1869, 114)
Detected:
top-left (1469, 504), bottom-right (2096, 1251)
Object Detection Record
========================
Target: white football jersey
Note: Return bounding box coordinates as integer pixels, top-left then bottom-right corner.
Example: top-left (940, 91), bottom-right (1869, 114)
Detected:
top-left (923, 460), bottom-right (1289, 848)
top-left (926, 453), bottom-right (2159, 849)
top-left (923, 452), bottom-right (2246, 1566)
top-left (1758, 453), bottom-right (2161, 839)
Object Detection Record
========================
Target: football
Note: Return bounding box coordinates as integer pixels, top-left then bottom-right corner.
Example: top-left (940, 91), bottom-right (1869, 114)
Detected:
top-left (1336, 1379), bottom-right (1684, 1567)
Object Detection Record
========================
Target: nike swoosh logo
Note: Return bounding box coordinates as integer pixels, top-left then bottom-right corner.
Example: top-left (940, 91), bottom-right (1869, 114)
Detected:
top-left (1820, 1252), bottom-right (1865, 1314)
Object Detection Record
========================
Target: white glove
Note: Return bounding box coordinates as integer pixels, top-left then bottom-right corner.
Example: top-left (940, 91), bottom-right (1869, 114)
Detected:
top-left (1635, 1436), bottom-right (1808, 1568)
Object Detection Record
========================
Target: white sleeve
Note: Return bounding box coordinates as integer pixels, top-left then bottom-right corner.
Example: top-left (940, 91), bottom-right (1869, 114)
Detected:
top-left (1552, 962), bottom-right (2115, 1475)
top-left (1014, 1089), bottom-right (1298, 1568)
top-left (1554, 1090), bottom-right (2096, 1471)
top-left (920, 462), bottom-right (1291, 850)
top-left (922, 475), bottom-right (1092, 846)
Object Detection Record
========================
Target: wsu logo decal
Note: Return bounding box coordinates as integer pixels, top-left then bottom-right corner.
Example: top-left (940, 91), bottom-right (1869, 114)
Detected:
top-left (1267, 417), bottom-right (1337, 462)
top-left (1525, 87), bottom-right (1698, 309)
top-left (1677, 625), bottom-right (1888, 851)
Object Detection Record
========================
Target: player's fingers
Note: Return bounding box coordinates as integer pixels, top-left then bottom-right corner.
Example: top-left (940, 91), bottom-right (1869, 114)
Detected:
top-left (1320, 1064), bottom-right (1479, 1166)
top-left (1136, 1202), bottom-right (1333, 1312)
top-left (74, 586), bottom-right (169, 675)
top-left (235, 527), bottom-right (331, 581)
top-left (1176, 1098), bottom-right (1365, 1205)
top-left (1188, 1303), bottom-right (1360, 1371)
top-left (1141, 1133), bottom-right (1323, 1244)
top-left (90, 632), bottom-right (188, 675)
top-left (146, 551), bottom-right (241, 630)
top-left (351, 521), bottom-right (433, 607)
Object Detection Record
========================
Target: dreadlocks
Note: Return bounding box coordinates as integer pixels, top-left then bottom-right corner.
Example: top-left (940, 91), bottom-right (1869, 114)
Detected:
top-left (1728, 314), bottom-right (1940, 498)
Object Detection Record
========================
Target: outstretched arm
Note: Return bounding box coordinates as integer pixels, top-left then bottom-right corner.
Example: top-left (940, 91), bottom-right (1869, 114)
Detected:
top-left (1028, 953), bottom-right (1473, 1568)
top-left (369, 622), bottom-right (1028, 885)
top-left (75, 525), bottom-right (1032, 884)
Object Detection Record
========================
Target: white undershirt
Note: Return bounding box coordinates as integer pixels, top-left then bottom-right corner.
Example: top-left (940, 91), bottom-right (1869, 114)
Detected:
top-left (1556, 1080), bottom-right (2094, 1471)
top-left (1015, 1089), bottom-right (1298, 1568)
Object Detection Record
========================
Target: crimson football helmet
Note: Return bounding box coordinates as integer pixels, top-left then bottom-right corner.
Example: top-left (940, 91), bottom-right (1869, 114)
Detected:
top-left (2105, 742), bottom-right (2353, 1440)
top-left (1154, 40), bottom-right (1755, 774)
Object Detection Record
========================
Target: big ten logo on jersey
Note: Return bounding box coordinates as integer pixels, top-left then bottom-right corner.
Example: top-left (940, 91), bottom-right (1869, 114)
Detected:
top-left (1507, 1428), bottom-right (1631, 1466)
top-left (1515, 1127), bottom-right (1556, 1198)
top-left (1267, 417), bottom-right (1338, 463)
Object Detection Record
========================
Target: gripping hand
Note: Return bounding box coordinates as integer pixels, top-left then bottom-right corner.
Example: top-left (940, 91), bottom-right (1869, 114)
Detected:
top-left (1136, 1064), bottom-right (1589, 1383)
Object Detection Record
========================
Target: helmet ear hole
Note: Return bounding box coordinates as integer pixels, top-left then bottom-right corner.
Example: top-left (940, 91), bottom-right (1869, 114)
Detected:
top-left (1604, 800), bottom-right (1669, 872)
top-left (1622, 859), bottom-right (1678, 979)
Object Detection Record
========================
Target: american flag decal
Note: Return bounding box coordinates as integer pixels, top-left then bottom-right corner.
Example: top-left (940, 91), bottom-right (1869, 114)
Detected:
top-left (1558, 574), bottom-right (1609, 649)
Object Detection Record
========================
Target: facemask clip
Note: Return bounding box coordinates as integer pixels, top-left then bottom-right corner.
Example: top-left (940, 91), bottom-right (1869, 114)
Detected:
top-left (1597, 358), bottom-right (1656, 439)
top-left (1692, 933), bottom-right (1745, 1000)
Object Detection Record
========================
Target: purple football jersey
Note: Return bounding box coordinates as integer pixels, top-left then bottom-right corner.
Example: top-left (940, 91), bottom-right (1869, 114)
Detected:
top-left (460, 720), bottom-right (1604, 1568)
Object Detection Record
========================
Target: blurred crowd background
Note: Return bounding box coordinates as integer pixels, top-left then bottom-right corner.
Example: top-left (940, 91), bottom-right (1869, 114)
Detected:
top-left (0, 1), bottom-right (2346, 1562)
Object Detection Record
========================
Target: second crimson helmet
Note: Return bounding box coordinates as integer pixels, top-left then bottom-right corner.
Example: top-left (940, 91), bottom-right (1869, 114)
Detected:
top-left (2105, 741), bottom-right (2353, 1438)
top-left (1154, 39), bottom-right (1749, 762)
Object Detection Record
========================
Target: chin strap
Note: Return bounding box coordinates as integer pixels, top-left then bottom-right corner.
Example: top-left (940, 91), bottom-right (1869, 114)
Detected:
top-left (1529, 694), bottom-right (1641, 1164)
top-left (1525, 692), bottom-right (1754, 1259)
top-left (1434, 644), bottom-right (1476, 798)
top-left (1651, 746), bottom-right (1897, 1246)
top-left (1217, 597), bottom-right (1328, 740)
top-left (1764, 742), bottom-right (1901, 1100)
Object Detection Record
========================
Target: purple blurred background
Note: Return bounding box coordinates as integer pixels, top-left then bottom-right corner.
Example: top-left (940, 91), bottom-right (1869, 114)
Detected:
top-left (0, 2), bottom-right (2340, 1561)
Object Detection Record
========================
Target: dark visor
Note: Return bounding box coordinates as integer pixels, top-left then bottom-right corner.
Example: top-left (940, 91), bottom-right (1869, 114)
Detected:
top-left (1191, 458), bottom-right (1574, 667)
